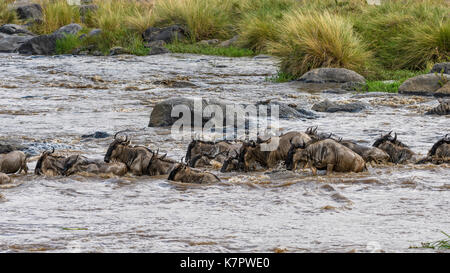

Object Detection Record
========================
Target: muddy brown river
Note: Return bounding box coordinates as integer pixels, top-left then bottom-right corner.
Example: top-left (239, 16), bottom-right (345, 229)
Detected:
top-left (0, 53), bottom-right (448, 253)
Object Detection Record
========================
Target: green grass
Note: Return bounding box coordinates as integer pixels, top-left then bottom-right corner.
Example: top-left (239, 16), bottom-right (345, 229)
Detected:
top-left (165, 42), bottom-right (254, 57)
top-left (266, 71), bottom-right (295, 83)
top-left (366, 80), bottom-right (401, 93)
top-left (55, 34), bottom-right (83, 55)
top-left (410, 231), bottom-right (450, 250)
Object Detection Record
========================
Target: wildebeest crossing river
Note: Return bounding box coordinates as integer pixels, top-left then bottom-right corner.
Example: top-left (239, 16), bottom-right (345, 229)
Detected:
top-left (0, 53), bottom-right (448, 252)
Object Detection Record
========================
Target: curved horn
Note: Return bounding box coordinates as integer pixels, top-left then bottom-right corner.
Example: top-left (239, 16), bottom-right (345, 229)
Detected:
top-left (388, 131), bottom-right (392, 136)
top-left (50, 147), bottom-right (55, 154)
top-left (393, 132), bottom-right (397, 142)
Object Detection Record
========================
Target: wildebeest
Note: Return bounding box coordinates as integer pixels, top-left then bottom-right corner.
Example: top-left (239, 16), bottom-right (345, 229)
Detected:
top-left (35, 148), bottom-right (80, 176)
top-left (62, 156), bottom-right (128, 176)
top-left (145, 150), bottom-right (178, 176)
top-left (185, 139), bottom-right (241, 168)
top-left (416, 134), bottom-right (450, 164)
top-left (291, 139), bottom-right (366, 175)
top-left (220, 149), bottom-right (243, 172)
top-left (0, 172), bottom-right (12, 184)
top-left (104, 133), bottom-right (154, 175)
top-left (305, 126), bottom-right (333, 141)
top-left (338, 140), bottom-right (390, 164)
top-left (372, 131), bottom-right (416, 164)
top-left (239, 131), bottom-right (312, 171)
top-left (168, 163), bottom-right (221, 184)
top-left (0, 151), bottom-right (28, 174)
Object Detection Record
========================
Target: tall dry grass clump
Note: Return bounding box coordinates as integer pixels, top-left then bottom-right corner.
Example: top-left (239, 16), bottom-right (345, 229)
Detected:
top-left (0, 0), bottom-right (18, 25)
top-left (152, 0), bottom-right (232, 41)
top-left (354, 0), bottom-right (449, 70)
top-left (268, 10), bottom-right (371, 78)
top-left (33, 0), bottom-right (81, 34)
top-left (235, 0), bottom-right (299, 52)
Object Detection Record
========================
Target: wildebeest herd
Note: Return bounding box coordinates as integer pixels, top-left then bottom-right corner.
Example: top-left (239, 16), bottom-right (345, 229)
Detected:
top-left (0, 129), bottom-right (449, 185)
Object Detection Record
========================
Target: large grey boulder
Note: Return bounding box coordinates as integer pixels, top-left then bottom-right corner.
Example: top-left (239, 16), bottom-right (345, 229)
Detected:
top-left (17, 24), bottom-right (82, 55)
top-left (219, 35), bottom-right (239, 47)
top-left (0, 33), bottom-right (34, 53)
top-left (53, 23), bottom-right (82, 36)
top-left (149, 98), bottom-right (246, 128)
top-left (15, 4), bottom-right (43, 21)
top-left (430, 62), bottom-right (450, 75)
top-left (255, 100), bottom-right (317, 120)
top-left (145, 40), bottom-right (169, 55)
top-left (142, 25), bottom-right (186, 44)
top-left (298, 68), bottom-right (366, 83)
top-left (0, 24), bottom-right (34, 35)
top-left (398, 74), bottom-right (450, 96)
top-left (311, 99), bottom-right (368, 113)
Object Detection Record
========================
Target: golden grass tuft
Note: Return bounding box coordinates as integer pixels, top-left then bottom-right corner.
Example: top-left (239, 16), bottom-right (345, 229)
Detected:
top-left (32, 0), bottom-right (81, 34)
top-left (0, 0), bottom-right (18, 25)
top-left (268, 10), bottom-right (371, 78)
top-left (152, 0), bottom-right (232, 41)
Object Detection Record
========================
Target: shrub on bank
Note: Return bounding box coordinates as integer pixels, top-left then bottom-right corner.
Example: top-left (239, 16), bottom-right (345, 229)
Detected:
top-left (268, 10), bottom-right (371, 78)
top-left (32, 0), bottom-right (81, 34)
top-left (152, 0), bottom-right (233, 41)
top-left (353, 0), bottom-right (449, 70)
top-left (0, 0), bottom-right (17, 25)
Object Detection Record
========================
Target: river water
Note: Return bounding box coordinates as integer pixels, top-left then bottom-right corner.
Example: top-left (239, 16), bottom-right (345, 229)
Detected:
top-left (0, 53), bottom-right (448, 252)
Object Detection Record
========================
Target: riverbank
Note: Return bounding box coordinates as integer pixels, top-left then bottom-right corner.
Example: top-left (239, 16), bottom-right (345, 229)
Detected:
top-left (1, 0), bottom-right (448, 87)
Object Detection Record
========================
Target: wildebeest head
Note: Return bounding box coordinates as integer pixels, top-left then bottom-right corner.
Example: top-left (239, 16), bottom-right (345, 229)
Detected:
top-left (220, 149), bottom-right (242, 172)
top-left (185, 139), bottom-right (220, 164)
top-left (104, 132), bottom-right (131, 163)
top-left (373, 131), bottom-right (408, 148)
top-left (285, 139), bottom-right (308, 170)
top-left (34, 147), bottom-right (55, 175)
top-left (167, 162), bottom-right (188, 181)
top-left (428, 134), bottom-right (450, 157)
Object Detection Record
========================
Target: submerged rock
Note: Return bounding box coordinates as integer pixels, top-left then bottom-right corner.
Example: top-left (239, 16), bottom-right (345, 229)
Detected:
top-left (398, 74), bottom-right (450, 96)
top-left (298, 68), bottom-right (366, 84)
top-left (256, 100), bottom-right (318, 119)
top-left (0, 141), bottom-right (27, 154)
top-left (312, 99), bottom-right (368, 113)
top-left (81, 131), bottom-right (111, 139)
top-left (142, 25), bottom-right (186, 44)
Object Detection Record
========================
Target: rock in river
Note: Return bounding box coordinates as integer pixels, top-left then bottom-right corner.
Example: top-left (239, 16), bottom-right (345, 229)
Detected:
top-left (0, 33), bottom-right (34, 53)
top-left (298, 68), bottom-right (366, 84)
top-left (17, 23), bottom-right (82, 55)
top-left (149, 98), bottom-right (246, 128)
top-left (312, 99), bottom-right (368, 113)
top-left (398, 74), bottom-right (450, 96)
top-left (142, 25), bottom-right (186, 44)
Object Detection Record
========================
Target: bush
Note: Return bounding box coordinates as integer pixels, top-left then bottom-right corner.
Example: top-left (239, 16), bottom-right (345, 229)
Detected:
top-left (268, 10), bottom-right (371, 78)
top-left (32, 0), bottom-right (81, 34)
top-left (152, 0), bottom-right (233, 41)
top-left (55, 34), bottom-right (82, 55)
top-left (0, 0), bottom-right (18, 25)
top-left (354, 0), bottom-right (449, 70)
